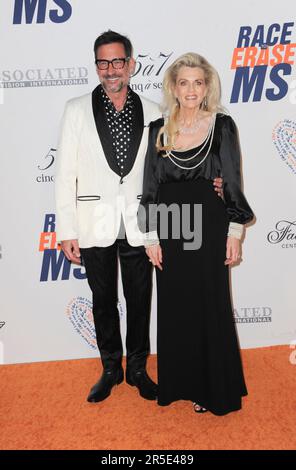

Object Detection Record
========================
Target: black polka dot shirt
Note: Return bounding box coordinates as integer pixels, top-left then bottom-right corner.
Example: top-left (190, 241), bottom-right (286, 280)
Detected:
top-left (100, 86), bottom-right (134, 176)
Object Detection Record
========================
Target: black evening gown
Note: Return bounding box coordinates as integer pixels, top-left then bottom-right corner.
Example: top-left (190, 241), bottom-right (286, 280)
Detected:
top-left (139, 114), bottom-right (254, 415)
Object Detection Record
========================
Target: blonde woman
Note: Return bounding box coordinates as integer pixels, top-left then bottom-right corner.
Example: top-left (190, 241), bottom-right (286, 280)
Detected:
top-left (138, 53), bottom-right (254, 415)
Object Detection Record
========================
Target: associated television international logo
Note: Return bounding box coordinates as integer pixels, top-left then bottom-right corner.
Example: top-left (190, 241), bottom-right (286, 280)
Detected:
top-left (234, 307), bottom-right (272, 323)
top-left (13, 0), bottom-right (72, 24)
top-left (39, 214), bottom-right (86, 281)
top-left (230, 22), bottom-right (296, 102)
top-left (0, 67), bottom-right (88, 89)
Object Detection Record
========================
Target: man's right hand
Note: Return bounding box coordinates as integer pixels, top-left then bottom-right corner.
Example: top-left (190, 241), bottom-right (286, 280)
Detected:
top-left (60, 239), bottom-right (81, 264)
top-left (145, 244), bottom-right (163, 271)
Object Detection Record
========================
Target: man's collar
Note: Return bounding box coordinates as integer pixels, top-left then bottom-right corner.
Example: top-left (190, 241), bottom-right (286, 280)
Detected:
top-left (99, 84), bottom-right (133, 112)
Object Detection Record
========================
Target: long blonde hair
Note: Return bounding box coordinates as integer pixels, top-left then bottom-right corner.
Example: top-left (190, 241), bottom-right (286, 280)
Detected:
top-left (157, 52), bottom-right (224, 151)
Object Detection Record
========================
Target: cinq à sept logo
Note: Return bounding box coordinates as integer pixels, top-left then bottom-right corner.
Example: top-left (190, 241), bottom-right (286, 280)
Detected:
top-left (36, 148), bottom-right (56, 183)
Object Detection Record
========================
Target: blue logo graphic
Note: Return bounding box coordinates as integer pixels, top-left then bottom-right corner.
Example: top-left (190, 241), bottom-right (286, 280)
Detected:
top-left (13, 0), bottom-right (72, 24)
top-left (39, 214), bottom-right (86, 282)
top-left (230, 22), bottom-right (295, 103)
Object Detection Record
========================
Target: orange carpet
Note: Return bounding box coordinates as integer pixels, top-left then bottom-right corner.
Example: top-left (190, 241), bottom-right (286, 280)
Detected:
top-left (0, 346), bottom-right (295, 450)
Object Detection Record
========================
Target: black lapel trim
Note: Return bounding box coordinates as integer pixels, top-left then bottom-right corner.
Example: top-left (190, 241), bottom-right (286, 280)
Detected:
top-left (122, 88), bottom-right (144, 177)
top-left (92, 85), bottom-right (121, 176)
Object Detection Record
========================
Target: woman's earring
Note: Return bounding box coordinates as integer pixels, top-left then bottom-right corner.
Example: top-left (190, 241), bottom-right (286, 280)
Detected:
top-left (203, 96), bottom-right (207, 109)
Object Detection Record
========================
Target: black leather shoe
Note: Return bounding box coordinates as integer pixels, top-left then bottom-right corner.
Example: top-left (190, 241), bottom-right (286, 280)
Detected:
top-left (126, 369), bottom-right (158, 400)
top-left (87, 367), bottom-right (124, 403)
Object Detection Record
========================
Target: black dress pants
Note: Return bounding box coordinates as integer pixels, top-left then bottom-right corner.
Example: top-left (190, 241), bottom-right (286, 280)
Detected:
top-left (81, 238), bottom-right (152, 372)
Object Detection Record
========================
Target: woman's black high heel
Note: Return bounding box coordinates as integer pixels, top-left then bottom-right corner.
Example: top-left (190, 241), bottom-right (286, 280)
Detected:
top-left (193, 402), bottom-right (208, 413)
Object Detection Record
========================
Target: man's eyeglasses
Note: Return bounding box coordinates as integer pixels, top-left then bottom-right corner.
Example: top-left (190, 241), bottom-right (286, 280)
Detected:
top-left (95, 57), bottom-right (130, 70)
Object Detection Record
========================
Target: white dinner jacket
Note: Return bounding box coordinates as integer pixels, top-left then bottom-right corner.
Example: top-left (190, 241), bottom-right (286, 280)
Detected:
top-left (55, 91), bottom-right (161, 248)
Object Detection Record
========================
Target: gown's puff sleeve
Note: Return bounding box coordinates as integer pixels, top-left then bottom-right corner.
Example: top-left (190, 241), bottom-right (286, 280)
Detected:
top-left (138, 119), bottom-right (163, 246)
top-left (219, 115), bottom-right (254, 227)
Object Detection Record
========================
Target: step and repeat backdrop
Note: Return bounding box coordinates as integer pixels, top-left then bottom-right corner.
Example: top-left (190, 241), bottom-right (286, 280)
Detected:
top-left (0, 0), bottom-right (295, 364)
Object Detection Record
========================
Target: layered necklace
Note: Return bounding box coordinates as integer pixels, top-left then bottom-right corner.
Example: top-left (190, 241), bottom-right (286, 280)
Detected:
top-left (178, 116), bottom-right (201, 134)
top-left (165, 113), bottom-right (216, 170)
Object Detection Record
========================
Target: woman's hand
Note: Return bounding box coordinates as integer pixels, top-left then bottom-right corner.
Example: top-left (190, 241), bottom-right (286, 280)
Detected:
top-left (213, 177), bottom-right (223, 198)
top-left (146, 244), bottom-right (163, 270)
top-left (225, 237), bottom-right (241, 266)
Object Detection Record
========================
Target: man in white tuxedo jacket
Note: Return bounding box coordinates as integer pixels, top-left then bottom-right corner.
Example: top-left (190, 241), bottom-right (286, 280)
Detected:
top-left (56, 31), bottom-right (161, 403)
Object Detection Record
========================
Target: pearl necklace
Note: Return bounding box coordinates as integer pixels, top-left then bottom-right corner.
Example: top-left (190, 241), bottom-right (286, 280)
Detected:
top-left (178, 118), bottom-right (201, 134)
top-left (165, 114), bottom-right (216, 170)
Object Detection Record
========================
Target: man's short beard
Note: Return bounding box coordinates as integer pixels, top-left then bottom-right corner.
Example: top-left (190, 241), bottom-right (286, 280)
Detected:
top-left (102, 79), bottom-right (125, 94)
